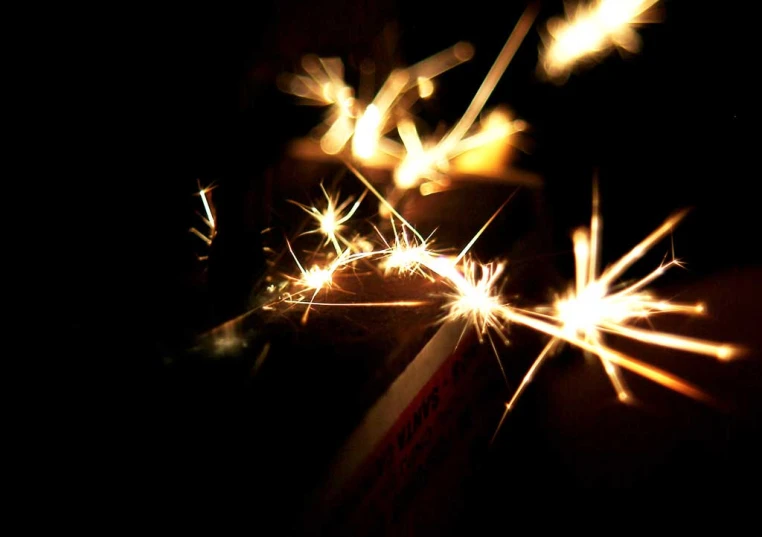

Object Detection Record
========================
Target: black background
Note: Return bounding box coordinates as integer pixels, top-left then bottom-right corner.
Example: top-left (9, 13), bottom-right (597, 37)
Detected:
top-left (70, 0), bottom-right (759, 531)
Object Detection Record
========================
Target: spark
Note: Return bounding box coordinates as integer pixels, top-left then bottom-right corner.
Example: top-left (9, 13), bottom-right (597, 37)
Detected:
top-left (492, 187), bottom-right (741, 441)
top-left (440, 258), bottom-right (509, 344)
top-left (288, 185), bottom-right (369, 255)
top-left (348, 161), bottom-right (516, 385)
top-left (376, 219), bottom-right (440, 281)
top-left (189, 180), bottom-right (217, 250)
top-left (283, 239), bottom-right (368, 324)
top-left (540, 0), bottom-right (661, 80)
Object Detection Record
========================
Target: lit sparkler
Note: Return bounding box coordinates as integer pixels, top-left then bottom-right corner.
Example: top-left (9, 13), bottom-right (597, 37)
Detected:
top-left (183, 2), bottom-right (748, 469)
top-left (282, 239), bottom-right (373, 324)
top-left (282, 42), bottom-right (475, 160)
top-left (279, 55), bottom-right (358, 156)
top-left (540, 0), bottom-right (662, 80)
top-left (388, 4), bottom-right (538, 199)
top-left (211, 163), bottom-right (740, 452)
top-left (282, 7), bottom-right (542, 210)
top-left (491, 185), bottom-right (741, 442)
top-left (376, 219), bottom-right (441, 281)
top-left (288, 183), bottom-right (369, 255)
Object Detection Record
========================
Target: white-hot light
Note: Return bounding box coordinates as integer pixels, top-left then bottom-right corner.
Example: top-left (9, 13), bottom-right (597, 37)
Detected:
top-left (540, 0), bottom-right (660, 79)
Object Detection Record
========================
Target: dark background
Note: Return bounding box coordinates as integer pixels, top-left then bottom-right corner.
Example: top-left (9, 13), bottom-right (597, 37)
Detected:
top-left (74, 0), bottom-right (759, 531)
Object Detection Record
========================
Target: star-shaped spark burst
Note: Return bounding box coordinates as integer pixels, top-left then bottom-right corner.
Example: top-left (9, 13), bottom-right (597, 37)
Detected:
top-left (288, 184), bottom-right (368, 256)
top-left (376, 219), bottom-right (441, 281)
top-left (439, 258), bottom-right (510, 343)
top-left (493, 185), bottom-right (742, 441)
top-left (282, 240), bottom-right (372, 325)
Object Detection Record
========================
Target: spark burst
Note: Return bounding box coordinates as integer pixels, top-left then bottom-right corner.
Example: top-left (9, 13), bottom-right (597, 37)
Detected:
top-left (491, 186), bottom-right (742, 442)
top-left (540, 0), bottom-right (662, 80)
top-left (288, 183), bottom-right (369, 255)
top-left (193, 4), bottom-right (743, 455)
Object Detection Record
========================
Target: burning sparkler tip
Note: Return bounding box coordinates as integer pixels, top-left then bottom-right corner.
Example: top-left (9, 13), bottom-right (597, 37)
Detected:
top-left (716, 345), bottom-right (740, 361)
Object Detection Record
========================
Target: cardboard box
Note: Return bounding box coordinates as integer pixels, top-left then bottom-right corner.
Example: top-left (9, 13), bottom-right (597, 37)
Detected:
top-left (304, 319), bottom-right (508, 536)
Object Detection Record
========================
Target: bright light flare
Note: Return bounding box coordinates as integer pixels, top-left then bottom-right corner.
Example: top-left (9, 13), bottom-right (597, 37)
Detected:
top-left (540, 0), bottom-right (661, 79)
top-left (392, 109), bottom-right (526, 191)
top-left (280, 55), bottom-right (358, 154)
top-left (441, 258), bottom-right (509, 343)
top-left (351, 42), bottom-right (475, 161)
top-left (352, 104), bottom-right (383, 159)
top-left (284, 241), bottom-right (369, 324)
top-left (288, 185), bottom-right (368, 255)
top-left (377, 219), bottom-right (440, 281)
top-left (492, 190), bottom-right (741, 441)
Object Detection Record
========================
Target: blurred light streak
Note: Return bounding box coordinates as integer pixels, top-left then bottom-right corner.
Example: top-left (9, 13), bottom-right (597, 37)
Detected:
top-left (540, 0), bottom-right (661, 80)
top-left (189, 180), bottom-right (217, 252)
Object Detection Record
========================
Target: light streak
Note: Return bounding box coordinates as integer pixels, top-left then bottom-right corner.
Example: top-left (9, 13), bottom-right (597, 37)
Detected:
top-left (189, 180), bottom-right (217, 252)
top-left (390, 4), bottom-right (538, 194)
top-left (283, 300), bottom-right (431, 307)
top-left (283, 42), bottom-right (475, 161)
top-left (540, 0), bottom-right (661, 80)
top-left (352, 42), bottom-right (475, 161)
top-left (281, 17), bottom-right (537, 201)
top-left (437, 3), bottom-right (538, 157)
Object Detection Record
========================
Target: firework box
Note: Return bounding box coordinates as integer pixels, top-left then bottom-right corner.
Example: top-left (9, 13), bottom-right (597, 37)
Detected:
top-left (303, 318), bottom-right (506, 536)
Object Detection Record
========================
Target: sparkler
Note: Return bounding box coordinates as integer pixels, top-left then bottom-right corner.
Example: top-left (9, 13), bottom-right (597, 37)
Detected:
top-left (490, 185), bottom-right (742, 442)
top-left (288, 183), bottom-right (369, 255)
top-left (282, 5), bottom-right (542, 213)
top-left (189, 180), bottom-right (217, 259)
top-left (267, 161), bottom-right (741, 434)
top-left (387, 4), bottom-right (538, 199)
top-left (282, 240), bottom-right (369, 325)
top-left (539, 0), bottom-right (662, 80)
top-left (205, 157), bottom-right (740, 455)
top-left (281, 42), bottom-right (474, 160)
top-left (186, 3), bottom-right (744, 464)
